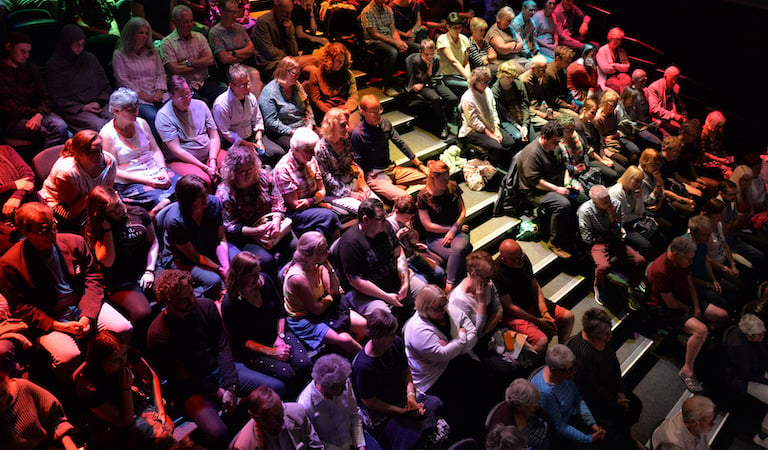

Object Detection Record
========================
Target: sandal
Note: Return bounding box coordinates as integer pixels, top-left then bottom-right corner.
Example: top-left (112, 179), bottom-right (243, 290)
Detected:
top-left (679, 369), bottom-right (703, 393)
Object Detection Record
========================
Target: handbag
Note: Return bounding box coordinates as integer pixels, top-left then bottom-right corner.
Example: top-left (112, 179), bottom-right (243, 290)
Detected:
top-left (631, 215), bottom-right (658, 238)
top-left (255, 213), bottom-right (292, 249)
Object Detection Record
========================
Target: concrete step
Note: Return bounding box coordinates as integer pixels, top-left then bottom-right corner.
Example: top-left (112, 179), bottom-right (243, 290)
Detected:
top-left (462, 183), bottom-right (497, 223)
top-left (570, 293), bottom-right (630, 336)
top-left (351, 69), bottom-right (366, 83)
top-left (645, 391), bottom-right (730, 448)
top-left (358, 86), bottom-right (395, 107)
top-left (390, 127), bottom-right (449, 166)
top-left (541, 272), bottom-right (586, 305)
top-left (470, 216), bottom-right (521, 253)
top-left (518, 241), bottom-right (559, 277)
top-left (618, 332), bottom-right (654, 378)
top-left (383, 110), bottom-right (416, 131)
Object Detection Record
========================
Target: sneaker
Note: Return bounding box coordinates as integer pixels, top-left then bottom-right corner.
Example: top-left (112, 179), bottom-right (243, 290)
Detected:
top-left (547, 241), bottom-right (572, 259)
top-left (627, 290), bottom-right (642, 312)
top-left (678, 369), bottom-right (703, 393)
top-left (607, 272), bottom-right (629, 289)
top-left (439, 126), bottom-right (449, 139)
top-left (383, 87), bottom-right (400, 97)
top-left (594, 284), bottom-right (605, 306)
top-left (754, 434), bottom-right (768, 449)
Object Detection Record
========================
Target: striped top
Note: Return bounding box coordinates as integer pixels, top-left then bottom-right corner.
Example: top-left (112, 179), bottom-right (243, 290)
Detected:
top-left (113, 48), bottom-right (169, 104)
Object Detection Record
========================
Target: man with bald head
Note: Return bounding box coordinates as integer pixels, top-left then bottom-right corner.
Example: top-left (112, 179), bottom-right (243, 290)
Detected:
top-left (351, 94), bottom-right (428, 202)
top-left (646, 66), bottom-right (686, 135)
top-left (492, 238), bottom-right (574, 354)
top-left (652, 395), bottom-right (714, 450)
top-left (251, 0), bottom-right (319, 78)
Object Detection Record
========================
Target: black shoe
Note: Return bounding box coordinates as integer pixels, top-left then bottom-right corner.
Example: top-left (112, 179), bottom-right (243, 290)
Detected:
top-left (439, 126), bottom-right (449, 139)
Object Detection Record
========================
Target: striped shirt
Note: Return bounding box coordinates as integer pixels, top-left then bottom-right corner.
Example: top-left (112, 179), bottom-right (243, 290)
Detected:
top-left (360, 1), bottom-right (395, 40)
top-left (161, 30), bottom-right (213, 90)
top-left (113, 48), bottom-right (168, 104)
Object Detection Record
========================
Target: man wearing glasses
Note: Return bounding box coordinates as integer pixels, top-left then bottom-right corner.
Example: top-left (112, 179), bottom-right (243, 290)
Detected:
top-left (0, 202), bottom-right (132, 381)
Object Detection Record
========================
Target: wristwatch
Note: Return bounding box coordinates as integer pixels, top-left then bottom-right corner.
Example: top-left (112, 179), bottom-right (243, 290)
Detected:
top-left (231, 50), bottom-right (237, 58)
top-left (277, 332), bottom-right (286, 339)
top-left (184, 59), bottom-right (192, 67)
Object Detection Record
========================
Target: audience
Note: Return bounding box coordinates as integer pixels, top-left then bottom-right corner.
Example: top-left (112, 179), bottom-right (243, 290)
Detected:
top-left (646, 66), bottom-right (687, 135)
top-left (595, 28), bottom-right (630, 93)
top-left (436, 12), bottom-right (471, 96)
top-left (305, 42), bottom-right (359, 124)
top-left (542, 46), bottom-right (579, 116)
top-left (252, 0), bottom-right (318, 79)
top-left (553, 0), bottom-right (590, 44)
top-left (292, 0), bottom-right (328, 54)
top-left (208, 0), bottom-right (262, 96)
top-left (259, 56), bottom-right (315, 151)
top-left (485, 423), bottom-right (529, 450)
top-left (405, 38), bottom-right (457, 139)
top-left (609, 166), bottom-right (660, 256)
top-left (512, 0), bottom-right (537, 57)
top-left (566, 44), bottom-right (598, 103)
top-left (468, 17), bottom-right (498, 74)
top-left (492, 60), bottom-right (533, 145)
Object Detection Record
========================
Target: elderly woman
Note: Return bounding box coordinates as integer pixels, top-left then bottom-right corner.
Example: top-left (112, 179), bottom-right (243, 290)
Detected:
top-left (404, 284), bottom-right (486, 439)
top-left (221, 251), bottom-right (312, 398)
top-left (530, 344), bottom-right (607, 449)
top-left (315, 108), bottom-right (374, 216)
top-left (436, 12), bottom-right (471, 96)
top-left (486, 424), bottom-right (528, 450)
top-left (259, 56), bottom-right (315, 151)
top-left (566, 308), bottom-right (642, 448)
top-left (725, 313), bottom-right (768, 448)
top-left (468, 17), bottom-right (498, 74)
top-left (567, 44), bottom-right (598, 102)
top-left (39, 129), bottom-right (117, 232)
top-left (112, 18), bottom-right (168, 137)
top-left (486, 7), bottom-right (528, 67)
top-left (486, 379), bottom-right (550, 450)
top-left (730, 165), bottom-right (765, 230)
top-left (595, 27), bottom-right (631, 92)
top-left (609, 166), bottom-right (658, 255)
top-left (593, 89), bottom-right (640, 165)
top-left (417, 160), bottom-right (471, 291)
top-left (701, 111), bottom-right (734, 179)
top-left (459, 66), bottom-right (515, 168)
top-left (273, 127), bottom-right (342, 242)
top-left (216, 146), bottom-right (294, 276)
top-left (492, 60), bottom-right (532, 144)
top-left (100, 88), bottom-right (176, 216)
top-left (352, 309), bottom-right (449, 450)
top-left (559, 114), bottom-right (621, 192)
top-left (283, 231), bottom-right (366, 356)
top-left (305, 42), bottom-right (358, 124)
top-left (297, 354), bottom-right (380, 449)
top-left (157, 174), bottom-right (230, 300)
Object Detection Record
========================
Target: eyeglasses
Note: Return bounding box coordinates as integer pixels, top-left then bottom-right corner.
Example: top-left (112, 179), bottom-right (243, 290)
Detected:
top-left (287, 68), bottom-right (299, 76)
top-left (175, 92), bottom-right (193, 101)
top-left (30, 222), bottom-right (57, 236)
top-left (120, 105), bottom-right (139, 113)
top-left (477, 79), bottom-right (491, 85)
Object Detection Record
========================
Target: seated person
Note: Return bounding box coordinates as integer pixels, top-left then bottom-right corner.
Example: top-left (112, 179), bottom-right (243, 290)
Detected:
top-left (593, 89), bottom-right (640, 165)
top-left (532, 0), bottom-right (582, 60)
top-left (351, 95), bottom-right (428, 202)
top-left (230, 386), bottom-right (322, 450)
top-left (542, 45), bottom-right (580, 116)
top-left (252, 0), bottom-right (320, 79)
top-left (406, 38), bottom-right (457, 139)
top-left (157, 175), bottom-right (230, 300)
top-left (352, 309), bottom-right (450, 449)
top-left (360, 0), bottom-right (419, 97)
top-left (273, 127), bottom-right (342, 242)
top-left (0, 145), bottom-right (35, 229)
top-left (297, 354), bottom-right (379, 449)
top-left (305, 42), bottom-right (359, 124)
top-left (678, 120), bottom-right (718, 198)
top-left (553, 0), bottom-right (590, 44)
top-left (646, 66), bottom-right (686, 135)
top-left (213, 64), bottom-right (284, 167)
top-left (0, 32), bottom-right (68, 152)
top-left (112, 18), bottom-right (169, 139)
top-left (686, 215), bottom-right (734, 312)
top-left (315, 108), bottom-right (375, 215)
top-left (567, 44), bottom-right (598, 103)
top-left (493, 239), bottom-right (574, 354)
top-left (518, 120), bottom-right (586, 258)
top-left (39, 130), bottom-right (117, 233)
top-left (148, 270), bottom-right (280, 449)
top-left (486, 7), bottom-right (528, 67)
top-left (651, 395), bottom-right (715, 450)
top-left (640, 148), bottom-right (693, 234)
top-left (417, 160), bottom-right (472, 291)
top-left (700, 199), bottom-right (754, 293)
top-left (595, 28), bottom-right (631, 93)
top-left (608, 166), bottom-right (661, 256)
top-left (216, 147), bottom-right (294, 275)
top-left (100, 88), bottom-right (176, 216)
top-left (161, 5), bottom-right (225, 103)
top-left (389, 0), bottom-right (428, 44)
top-left (577, 98), bottom-right (625, 177)
top-left (0, 358), bottom-right (80, 450)
top-left (486, 424), bottom-right (529, 450)
top-left (616, 86), bottom-right (662, 151)
top-left (208, 0), bottom-right (263, 96)
top-left (520, 55), bottom-right (555, 128)
top-left (46, 25), bottom-right (112, 132)
top-left (0, 202), bottom-right (133, 379)
top-left (567, 309), bottom-right (643, 448)
top-left (661, 135), bottom-right (704, 203)
top-left (459, 66), bottom-right (516, 168)
top-left (646, 236), bottom-right (729, 393)
top-left (222, 252), bottom-right (312, 399)
top-left (259, 57), bottom-right (316, 151)
top-left (560, 114), bottom-right (622, 190)
top-left (485, 378), bottom-right (550, 450)
top-left (718, 178), bottom-right (767, 260)
top-left (700, 111), bottom-right (734, 179)
top-left (577, 185), bottom-right (646, 308)
top-left (283, 231), bottom-right (365, 356)
top-left (468, 17), bottom-right (498, 74)
top-left (512, 0), bottom-right (537, 57)
top-left (492, 60), bottom-right (533, 145)
top-left (155, 75), bottom-right (222, 188)
top-left (291, 0), bottom-right (329, 54)
top-left (436, 12), bottom-right (471, 96)
top-left (530, 344), bottom-right (608, 449)
top-left (59, 0), bottom-right (119, 36)
top-left (75, 330), bottom-right (175, 449)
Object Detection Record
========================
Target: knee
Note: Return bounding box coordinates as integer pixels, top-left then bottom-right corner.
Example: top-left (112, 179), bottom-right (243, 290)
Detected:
top-left (533, 336), bottom-right (549, 353)
top-left (689, 321), bottom-right (708, 339)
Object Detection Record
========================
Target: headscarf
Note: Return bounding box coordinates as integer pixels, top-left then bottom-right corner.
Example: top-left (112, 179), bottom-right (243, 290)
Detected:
top-left (55, 24), bottom-right (86, 62)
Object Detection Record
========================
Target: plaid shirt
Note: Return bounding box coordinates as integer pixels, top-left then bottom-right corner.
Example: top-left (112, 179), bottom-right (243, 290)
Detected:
top-left (360, 1), bottom-right (395, 40)
top-left (216, 170), bottom-right (285, 237)
top-left (273, 153), bottom-right (322, 203)
top-left (161, 30), bottom-right (213, 90)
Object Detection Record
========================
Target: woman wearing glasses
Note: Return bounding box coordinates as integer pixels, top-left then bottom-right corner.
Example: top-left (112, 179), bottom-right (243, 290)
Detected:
top-left (259, 56), bottom-right (315, 151)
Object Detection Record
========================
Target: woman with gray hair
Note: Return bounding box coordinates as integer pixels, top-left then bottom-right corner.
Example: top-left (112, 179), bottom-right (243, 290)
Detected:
top-left (486, 378), bottom-right (549, 450)
top-left (725, 313), bottom-right (768, 447)
top-left (297, 354), bottom-right (380, 449)
top-left (100, 87), bottom-right (177, 216)
top-left (485, 423), bottom-right (527, 450)
top-left (486, 6), bottom-right (529, 67)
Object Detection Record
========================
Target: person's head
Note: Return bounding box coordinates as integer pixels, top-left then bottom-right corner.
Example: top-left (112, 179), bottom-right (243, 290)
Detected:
top-left (291, 231), bottom-right (328, 266)
top-left (556, 113), bottom-right (575, 140)
top-left (108, 87), bottom-right (140, 125)
top-left (466, 251), bottom-right (494, 291)
top-left (426, 159), bottom-right (450, 192)
top-left (554, 45), bottom-right (574, 69)
top-left (4, 32), bottom-right (32, 67)
top-left (311, 354), bottom-right (351, 399)
top-left (319, 107), bottom-right (350, 142)
top-left (227, 64), bottom-right (252, 100)
top-left (358, 198), bottom-right (387, 236)
top-left (392, 195), bottom-right (417, 221)
top-left (419, 38), bottom-right (436, 62)
top-left (667, 236), bottom-right (696, 269)
top-left (639, 148), bottom-right (662, 172)
top-left (366, 308), bottom-right (399, 345)
top-left (505, 378), bottom-right (540, 416)
top-left (580, 43), bottom-right (597, 67)
top-left (606, 27), bottom-right (624, 49)
top-left (582, 307), bottom-right (612, 342)
top-left (155, 269), bottom-right (197, 319)
top-left (701, 198), bottom-right (724, 223)
top-left (470, 66), bottom-right (492, 92)
top-left (15, 202), bottom-right (57, 252)
top-left (447, 11), bottom-right (464, 34)
top-left (521, 0), bottom-right (537, 19)
top-left (632, 69), bottom-right (648, 88)
top-left (620, 86), bottom-right (638, 108)
top-left (718, 179), bottom-right (737, 201)
top-left (274, 56), bottom-right (300, 85)
top-left (704, 111), bottom-right (725, 134)
top-left (320, 42), bottom-right (351, 73)
top-left (682, 395), bottom-right (715, 437)
top-left (172, 5), bottom-right (195, 37)
top-left (730, 165), bottom-right (754, 193)
top-left (598, 89), bottom-right (619, 114)
top-left (498, 239), bottom-right (525, 269)
top-left (169, 74), bottom-right (193, 111)
top-left (220, 0), bottom-right (245, 21)
top-left (679, 119), bottom-right (701, 145)
top-left (539, 120), bottom-right (563, 151)
top-left (617, 166), bottom-right (644, 193)
top-left (530, 55), bottom-right (548, 78)
top-left (469, 17), bottom-right (488, 40)
top-left (485, 423), bottom-right (528, 450)
top-left (58, 24), bottom-right (86, 57)
top-left (247, 386), bottom-right (284, 435)
top-left (221, 145), bottom-right (262, 189)
top-left (86, 186), bottom-right (127, 240)
top-left (272, 0), bottom-right (293, 19)
top-left (543, 0), bottom-right (555, 14)
top-left (226, 251), bottom-right (264, 300)
top-left (545, 344), bottom-right (576, 381)
top-left (496, 6), bottom-right (514, 28)
top-left (588, 185), bottom-right (611, 211)
top-left (739, 313), bottom-right (766, 343)
top-left (85, 330), bottom-right (125, 378)
top-left (415, 284), bottom-right (449, 322)
top-left (561, 0), bottom-right (575, 9)
top-left (664, 66), bottom-right (681, 89)
top-left (743, 153), bottom-right (763, 176)
top-left (580, 98), bottom-right (598, 121)
top-left (496, 60), bottom-right (522, 89)
top-left (119, 17), bottom-right (153, 53)
top-left (177, 174), bottom-right (209, 216)
top-left (661, 135), bottom-right (682, 159)
top-left (289, 127), bottom-right (319, 166)
top-left (63, 129), bottom-right (103, 166)
top-left (360, 94), bottom-right (383, 126)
